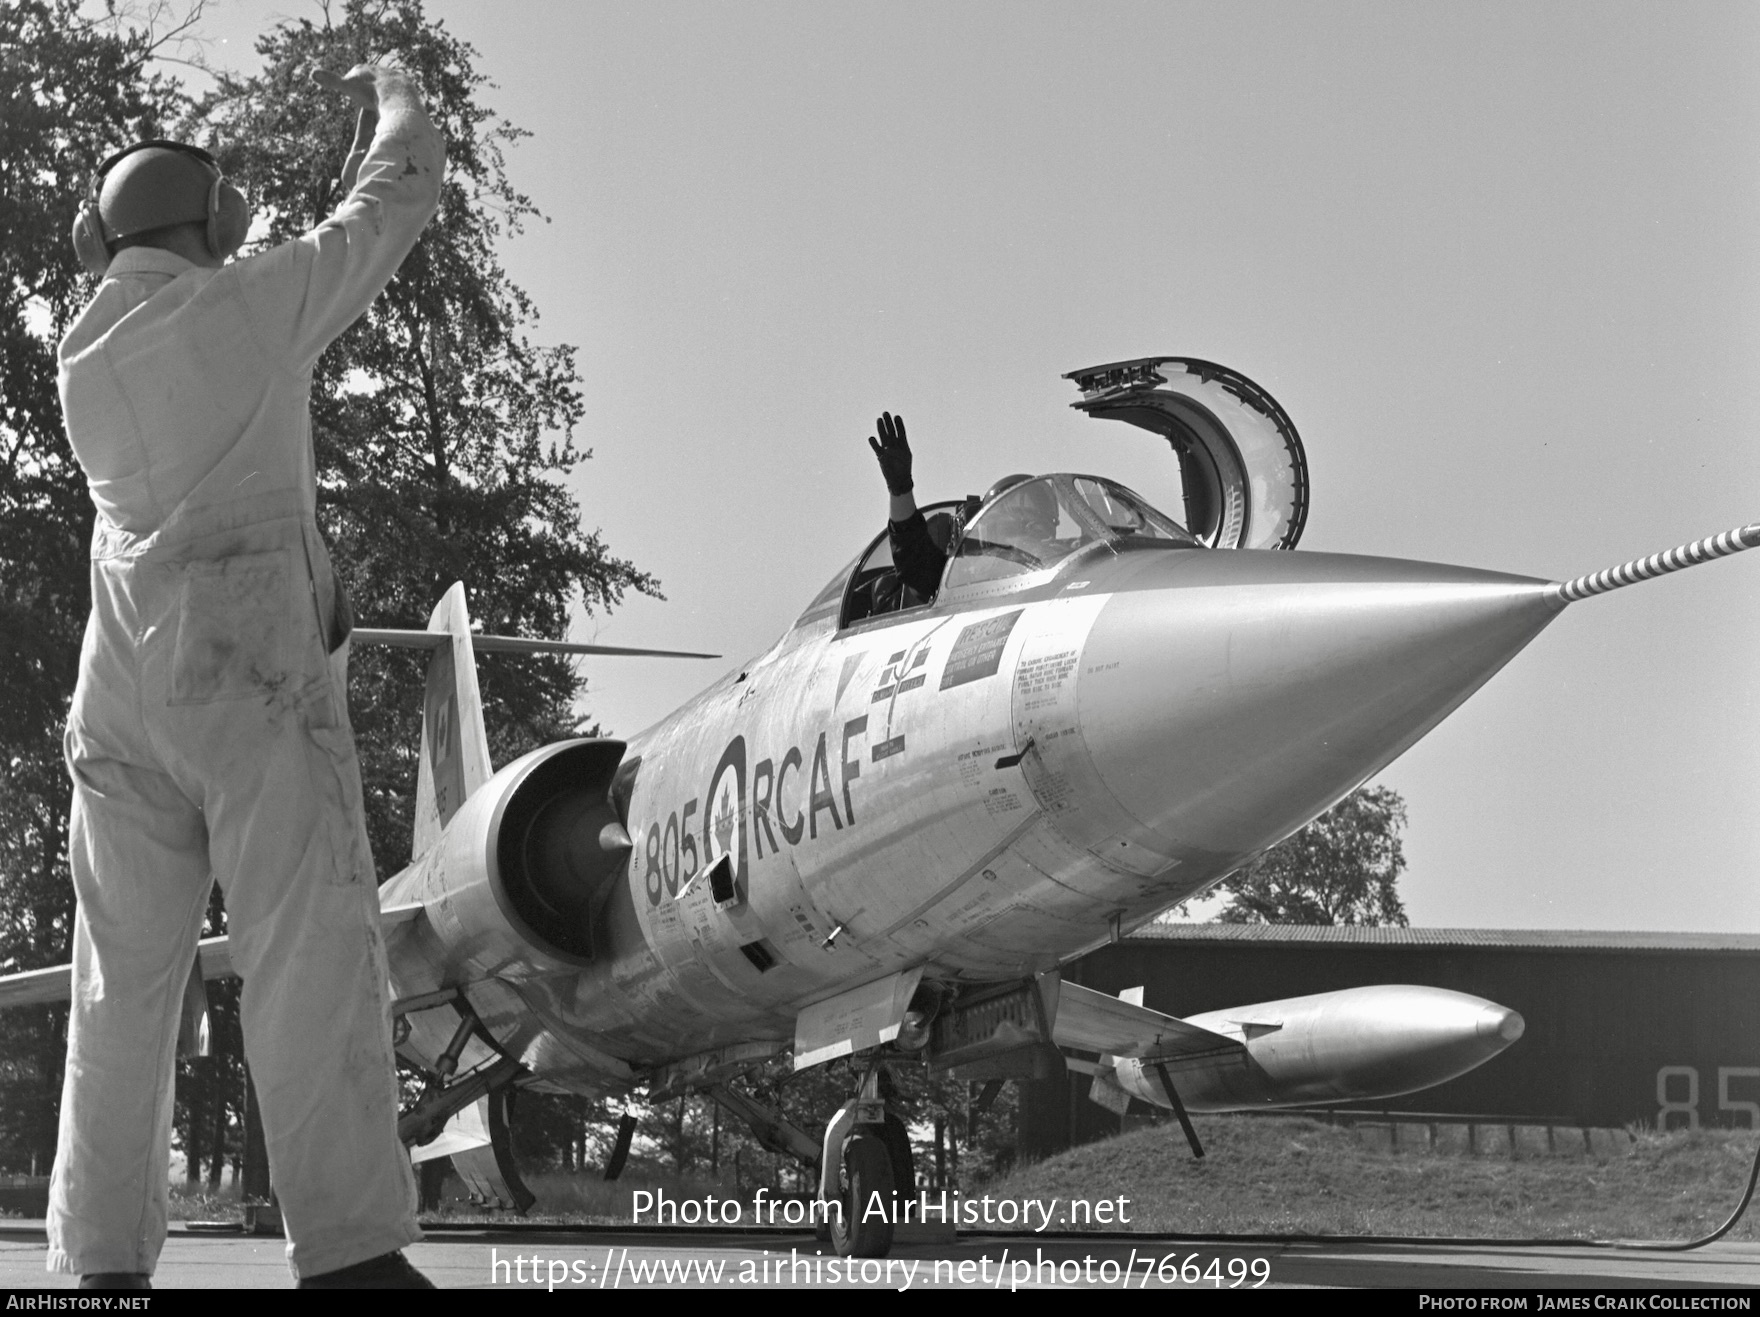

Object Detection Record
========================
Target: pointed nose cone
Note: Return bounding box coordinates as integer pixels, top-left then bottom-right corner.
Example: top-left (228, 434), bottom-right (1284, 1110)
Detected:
top-left (1072, 549), bottom-right (1562, 862)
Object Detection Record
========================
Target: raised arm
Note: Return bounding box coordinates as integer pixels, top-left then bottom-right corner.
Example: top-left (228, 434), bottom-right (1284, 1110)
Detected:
top-left (868, 411), bottom-right (947, 598)
top-left (868, 411), bottom-right (920, 523)
top-left (233, 62), bottom-right (446, 368)
top-left (313, 64), bottom-right (433, 196)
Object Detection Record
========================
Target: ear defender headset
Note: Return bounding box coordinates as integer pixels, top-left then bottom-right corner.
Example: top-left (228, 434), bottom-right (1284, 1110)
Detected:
top-left (71, 140), bottom-right (250, 277)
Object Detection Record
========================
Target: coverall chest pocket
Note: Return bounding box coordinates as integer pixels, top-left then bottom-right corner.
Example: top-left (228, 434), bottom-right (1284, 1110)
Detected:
top-left (170, 551), bottom-right (300, 706)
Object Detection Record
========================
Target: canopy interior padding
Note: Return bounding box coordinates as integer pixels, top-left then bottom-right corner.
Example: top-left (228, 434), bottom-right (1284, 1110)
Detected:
top-left (1064, 357), bottom-right (1309, 551)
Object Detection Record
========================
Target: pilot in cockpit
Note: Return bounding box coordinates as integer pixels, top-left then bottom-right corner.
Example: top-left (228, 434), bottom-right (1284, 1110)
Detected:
top-left (868, 411), bottom-right (1085, 616)
top-left (866, 411), bottom-right (968, 606)
top-left (971, 474), bottom-right (1065, 564)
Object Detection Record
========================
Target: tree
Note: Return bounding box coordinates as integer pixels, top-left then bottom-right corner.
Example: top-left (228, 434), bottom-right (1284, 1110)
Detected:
top-left (507, 1089), bottom-right (620, 1175)
top-left (192, 0), bottom-right (657, 875)
top-left (0, 0), bottom-right (191, 1174)
top-left (172, 890), bottom-right (243, 1191)
top-left (1213, 785), bottom-right (1410, 926)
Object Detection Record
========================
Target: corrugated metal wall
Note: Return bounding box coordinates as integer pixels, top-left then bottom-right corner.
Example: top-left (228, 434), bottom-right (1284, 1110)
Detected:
top-left (1017, 931), bottom-right (1760, 1156)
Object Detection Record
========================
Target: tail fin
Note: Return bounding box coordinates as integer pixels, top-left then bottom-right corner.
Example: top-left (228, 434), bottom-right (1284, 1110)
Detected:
top-left (413, 583), bottom-right (494, 858)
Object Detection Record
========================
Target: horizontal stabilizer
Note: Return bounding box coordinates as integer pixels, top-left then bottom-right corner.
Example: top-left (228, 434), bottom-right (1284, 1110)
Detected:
top-left (0, 962), bottom-right (78, 1010)
top-left (0, 902), bottom-right (428, 1010)
top-left (352, 628), bottom-right (718, 660)
top-left (1052, 981), bottom-right (1243, 1062)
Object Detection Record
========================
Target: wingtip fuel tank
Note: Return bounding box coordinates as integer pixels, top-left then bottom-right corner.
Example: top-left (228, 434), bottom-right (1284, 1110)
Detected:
top-left (1105, 985), bottom-right (1527, 1114)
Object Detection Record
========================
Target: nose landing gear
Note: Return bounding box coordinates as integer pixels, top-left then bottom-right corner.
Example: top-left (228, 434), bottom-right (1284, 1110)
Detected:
top-left (819, 1059), bottom-right (916, 1258)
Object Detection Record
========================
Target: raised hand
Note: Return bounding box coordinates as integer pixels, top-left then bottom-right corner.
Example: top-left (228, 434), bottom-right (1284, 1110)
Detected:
top-left (311, 62), bottom-right (408, 193)
top-left (867, 411), bottom-right (913, 497)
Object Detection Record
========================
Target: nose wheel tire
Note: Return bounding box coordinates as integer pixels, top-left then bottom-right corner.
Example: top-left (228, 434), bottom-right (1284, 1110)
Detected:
top-left (829, 1131), bottom-right (895, 1258)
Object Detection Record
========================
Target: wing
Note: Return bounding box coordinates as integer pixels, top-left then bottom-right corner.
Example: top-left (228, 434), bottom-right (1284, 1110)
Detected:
top-left (0, 902), bottom-right (427, 1009)
top-left (1051, 980), bottom-right (1243, 1062)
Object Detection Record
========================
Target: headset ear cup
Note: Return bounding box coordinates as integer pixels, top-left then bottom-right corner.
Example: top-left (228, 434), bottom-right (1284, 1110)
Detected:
top-left (209, 182), bottom-right (250, 261)
top-left (71, 204), bottom-right (112, 277)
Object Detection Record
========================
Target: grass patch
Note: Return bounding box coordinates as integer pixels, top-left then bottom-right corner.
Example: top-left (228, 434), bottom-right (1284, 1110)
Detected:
top-left (984, 1117), bottom-right (1760, 1242)
top-left (167, 1180), bottom-right (243, 1223)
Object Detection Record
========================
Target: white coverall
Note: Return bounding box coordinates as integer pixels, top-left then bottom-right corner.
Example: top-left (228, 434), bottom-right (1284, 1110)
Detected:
top-left (48, 106), bottom-right (443, 1278)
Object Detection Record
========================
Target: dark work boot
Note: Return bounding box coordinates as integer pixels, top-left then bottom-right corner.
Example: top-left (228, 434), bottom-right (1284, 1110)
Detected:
top-left (79, 1274), bottom-right (150, 1289)
top-left (297, 1250), bottom-right (434, 1289)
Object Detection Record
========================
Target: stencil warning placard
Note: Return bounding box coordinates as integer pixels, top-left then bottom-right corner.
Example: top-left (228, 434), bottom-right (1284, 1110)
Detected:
top-left (940, 610), bottom-right (1023, 690)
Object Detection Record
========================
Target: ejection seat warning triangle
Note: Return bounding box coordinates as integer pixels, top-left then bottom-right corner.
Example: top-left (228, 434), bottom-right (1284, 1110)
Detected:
top-left (939, 610), bottom-right (1023, 690)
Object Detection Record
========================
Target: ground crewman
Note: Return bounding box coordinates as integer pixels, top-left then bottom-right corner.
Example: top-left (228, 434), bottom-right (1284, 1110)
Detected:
top-left (50, 63), bottom-right (443, 1288)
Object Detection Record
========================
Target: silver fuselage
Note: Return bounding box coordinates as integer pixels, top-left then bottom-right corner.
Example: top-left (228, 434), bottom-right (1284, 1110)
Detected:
top-left (389, 535), bottom-right (1559, 1093)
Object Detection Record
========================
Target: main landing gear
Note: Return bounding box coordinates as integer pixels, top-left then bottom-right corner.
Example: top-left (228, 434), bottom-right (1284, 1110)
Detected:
top-left (817, 1060), bottom-right (915, 1259)
top-left (395, 995), bottom-right (535, 1213)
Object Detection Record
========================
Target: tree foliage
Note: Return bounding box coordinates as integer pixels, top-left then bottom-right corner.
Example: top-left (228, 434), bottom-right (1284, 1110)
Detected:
top-left (191, 0), bottom-right (657, 873)
top-left (1214, 785), bottom-right (1410, 926)
top-left (487, 1055), bottom-right (1016, 1199)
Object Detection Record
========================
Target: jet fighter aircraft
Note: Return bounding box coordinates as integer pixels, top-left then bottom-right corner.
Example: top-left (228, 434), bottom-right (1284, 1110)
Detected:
top-left (3, 357), bottom-right (1754, 1260)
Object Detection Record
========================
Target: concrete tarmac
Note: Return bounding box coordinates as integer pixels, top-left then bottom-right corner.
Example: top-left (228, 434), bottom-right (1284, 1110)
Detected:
top-left (1, 1223), bottom-right (1757, 1290)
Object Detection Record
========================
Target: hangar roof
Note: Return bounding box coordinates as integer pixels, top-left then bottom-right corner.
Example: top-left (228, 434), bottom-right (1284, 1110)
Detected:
top-left (1129, 923), bottom-right (1760, 954)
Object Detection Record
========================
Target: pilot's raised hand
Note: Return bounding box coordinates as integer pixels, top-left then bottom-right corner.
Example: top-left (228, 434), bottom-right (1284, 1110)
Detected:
top-left (868, 412), bottom-right (914, 496)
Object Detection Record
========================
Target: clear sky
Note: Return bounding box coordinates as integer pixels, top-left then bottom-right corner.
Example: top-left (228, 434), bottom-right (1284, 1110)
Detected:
top-left (171, 0), bottom-right (1760, 933)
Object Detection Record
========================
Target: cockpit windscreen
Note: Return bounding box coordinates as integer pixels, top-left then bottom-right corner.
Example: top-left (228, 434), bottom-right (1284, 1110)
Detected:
top-left (944, 475), bottom-right (1196, 589)
top-left (945, 478), bottom-right (1087, 587)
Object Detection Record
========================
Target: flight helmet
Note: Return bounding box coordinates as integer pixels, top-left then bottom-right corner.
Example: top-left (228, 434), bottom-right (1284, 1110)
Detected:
top-left (983, 473), bottom-right (1034, 504)
top-left (985, 475), bottom-right (1060, 541)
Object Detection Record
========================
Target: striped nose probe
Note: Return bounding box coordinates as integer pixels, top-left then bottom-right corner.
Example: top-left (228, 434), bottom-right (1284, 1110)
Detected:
top-left (1548, 522), bottom-right (1760, 605)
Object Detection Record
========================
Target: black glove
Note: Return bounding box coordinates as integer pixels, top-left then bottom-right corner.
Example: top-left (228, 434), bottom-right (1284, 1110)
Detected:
top-left (867, 411), bottom-right (913, 497)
